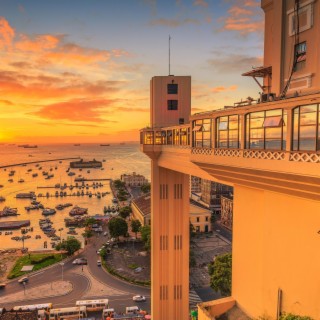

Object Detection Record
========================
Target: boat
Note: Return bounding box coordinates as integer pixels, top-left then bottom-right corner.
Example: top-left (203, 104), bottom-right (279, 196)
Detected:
top-left (70, 158), bottom-right (102, 169)
top-left (68, 172), bottom-right (75, 176)
top-left (27, 169), bottom-right (32, 172)
top-left (16, 192), bottom-right (35, 199)
top-left (100, 144), bottom-right (110, 146)
top-left (0, 197), bottom-right (5, 202)
top-left (0, 220), bottom-right (30, 230)
top-left (87, 170), bottom-right (90, 173)
top-left (18, 144), bottom-right (38, 148)
top-left (18, 179), bottom-right (25, 183)
top-left (8, 179), bottom-right (13, 183)
top-left (42, 208), bottom-right (56, 216)
top-left (69, 206), bottom-right (88, 216)
top-left (74, 144), bottom-right (80, 146)
top-left (32, 173), bottom-right (38, 177)
top-left (0, 207), bottom-right (19, 217)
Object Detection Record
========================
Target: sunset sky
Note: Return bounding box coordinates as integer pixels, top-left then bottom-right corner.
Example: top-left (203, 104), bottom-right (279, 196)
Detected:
top-left (0, 0), bottom-right (264, 143)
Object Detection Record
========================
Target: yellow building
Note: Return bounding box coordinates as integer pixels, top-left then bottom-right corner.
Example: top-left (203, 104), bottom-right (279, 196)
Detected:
top-left (131, 193), bottom-right (151, 226)
top-left (220, 196), bottom-right (233, 230)
top-left (140, 1), bottom-right (320, 319)
top-left (189, 203), bottom-right (212, 233)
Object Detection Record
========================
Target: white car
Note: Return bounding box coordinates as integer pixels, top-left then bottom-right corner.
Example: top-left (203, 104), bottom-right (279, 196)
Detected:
top-left (132, 295), bottom-right (146, 302)
top-left (18, 276), bottom-right (28, 284)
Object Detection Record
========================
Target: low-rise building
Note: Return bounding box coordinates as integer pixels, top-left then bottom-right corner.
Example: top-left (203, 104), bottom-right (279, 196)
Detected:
top-left (189, 203), bottom-right (212, 233)
top-left (120, 172), bottom-right (148, 187)
top-left (131, 193), bottom-right (151, 226)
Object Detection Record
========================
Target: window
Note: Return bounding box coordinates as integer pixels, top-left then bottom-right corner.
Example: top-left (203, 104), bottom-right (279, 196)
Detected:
top-left (216, 115), bottom-right (240, 148)
top-left (292, 104), bottom-right (320, 151)
top-left (196, 217), bottom-right (200, 222)
top-left (205, 216), bottom-right (208, 222)
top-left (167, 84), bottom-right (178, 94)
top-left (167, 100), bottom-right (178, 110)
top-left (288, 3), bottom-right (313, 36)
top-left (294, 42), bottom-right (306, 71)
top-left (245, 109), bottom-right (286, 150)
top-left (192, 119), bottom-right (211, 148)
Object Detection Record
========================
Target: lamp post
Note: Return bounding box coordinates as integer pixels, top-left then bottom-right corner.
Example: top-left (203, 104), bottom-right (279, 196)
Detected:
top-left (60, 262), bottom-right (64, 281)
top-left (23, 282), bottom-right (26, 296)
top-left (58, 228), bottom-right (64, 243)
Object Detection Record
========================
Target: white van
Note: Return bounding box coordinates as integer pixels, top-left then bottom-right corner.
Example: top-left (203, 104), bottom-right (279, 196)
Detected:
top-left (125, 306), bottom-right (140, 314)
top-left (102, 308), bottom-right (115, 317)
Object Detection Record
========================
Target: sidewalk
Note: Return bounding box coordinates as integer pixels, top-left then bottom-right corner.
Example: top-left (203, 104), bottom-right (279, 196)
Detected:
top-left (0, 281), bottom-right (72, 304)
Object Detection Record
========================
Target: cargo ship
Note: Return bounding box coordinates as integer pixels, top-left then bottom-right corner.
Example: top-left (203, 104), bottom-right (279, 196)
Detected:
top-left (70, 159), bottom-right (102, 168)
top-left (0, 220), bottom-right (30, 230)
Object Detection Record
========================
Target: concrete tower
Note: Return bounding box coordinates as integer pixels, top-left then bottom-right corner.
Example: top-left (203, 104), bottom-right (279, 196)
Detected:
top-left (149, 75), bottom-right (191, 320)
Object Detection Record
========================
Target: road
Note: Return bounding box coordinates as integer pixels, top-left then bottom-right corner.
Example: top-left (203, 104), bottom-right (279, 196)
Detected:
top-left (0, 230), bottom-right (151, 314)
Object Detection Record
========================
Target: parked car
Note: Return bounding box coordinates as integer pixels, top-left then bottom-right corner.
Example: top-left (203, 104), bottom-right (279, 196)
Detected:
top-left (0, 283), bottom-right (6, 289)
top-left (97, 260), bottom-right (101, 266)
top-left (18, 277), bottom-right (28, 284)
top-left (132, 295), bottom-right (146, 302)
top-left (72, 258), bottom-right (87, 265)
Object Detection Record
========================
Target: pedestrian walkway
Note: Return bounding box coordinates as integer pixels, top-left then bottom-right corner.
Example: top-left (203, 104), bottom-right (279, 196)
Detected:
top-left (0, 281), bottom-right (72, 305)
top-left (189, 289), bottom-right (202, 308)
top-left (73, 265), bottom-right (126, 298)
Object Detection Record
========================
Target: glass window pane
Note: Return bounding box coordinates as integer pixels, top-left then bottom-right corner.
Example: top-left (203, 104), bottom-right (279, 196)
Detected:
top-left (250, 128), bottom-right (264, 139)
top-left (250, 139), bottom-right (264, 149)
top-left (250, 111), bottom-right (265, 119)
top-left (229, 130), bottom-right (238, 140)
top-left (265, 139), bottom-right (282, 150)
top-left (203, 132), bottom-right (211, 140)
top-left (299, 125), bottom-right (316, 150)
top-left (300, 104), bottom-right (317, 113)
top-left (219, 131), bottom-right (228, 140)
top-left (203, 140), bottom-right (211, 147)
top-left (218, 140), bottom-right (228, 148)
top-left (228, 141), bottom-right (239, 148)
top-left (203, 123), bottom-right (211, 131)
top-left (265, 109), bottom-right (282, 117)
top-left (218, 122), bottom-right (228, 130)
top-left (300, 112), bottom-right (317, 125)
top-left (265, 127), bottom-right (282, 139)
top-left (229, 120), bottom-right (238, 130)
top-left (250, 118), bottom-right (264, 128)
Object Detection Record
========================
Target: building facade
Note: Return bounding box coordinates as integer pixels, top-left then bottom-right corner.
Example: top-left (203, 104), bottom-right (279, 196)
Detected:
top-left (220, 195), bottom-right (233, 230)
top-left (189, 204), bottom-right (212, 233)
top-left (140, 1), bottom-right (320, 319)
top-left (190, 176), bottom-right (202, 193)
top-left (120, 172), bottom-right (148, 187)
top-left (131, 193), bottom-right (151, 226)
top-left (200, 179), bottom-right (233, 210)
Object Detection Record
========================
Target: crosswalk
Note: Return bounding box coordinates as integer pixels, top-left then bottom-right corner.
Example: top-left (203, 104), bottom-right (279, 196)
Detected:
top-left (189, 290), bottom-right (202, 308)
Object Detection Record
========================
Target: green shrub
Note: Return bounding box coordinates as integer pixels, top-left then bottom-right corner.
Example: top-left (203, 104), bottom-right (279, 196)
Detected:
top-left (280, 313), bottom-right (313, 320)
top-left (30, 255), bottom-right (54, 264)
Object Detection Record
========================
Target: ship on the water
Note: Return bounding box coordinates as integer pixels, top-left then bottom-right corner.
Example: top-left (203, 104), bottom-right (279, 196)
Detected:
top-left (0, 220), bottom-right (30, 230)
top-left (70, 158), bottom-right (102, 168)
top-left (16, 192), bottom-right (35, 199)
top-left (100, 144), bottom-right (110, 146)
top-left (17, 144), bottom-right (38, 148)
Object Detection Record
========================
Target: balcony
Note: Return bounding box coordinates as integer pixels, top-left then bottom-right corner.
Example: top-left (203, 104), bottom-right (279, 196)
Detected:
top-left (140, 93), bottom-right (320, 200)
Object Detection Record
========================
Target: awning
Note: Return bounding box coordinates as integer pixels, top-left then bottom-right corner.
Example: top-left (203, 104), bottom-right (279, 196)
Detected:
top-left (192, 125), bottom-right (203, 132)
top-left (242, 66), bottom-right (272, 77)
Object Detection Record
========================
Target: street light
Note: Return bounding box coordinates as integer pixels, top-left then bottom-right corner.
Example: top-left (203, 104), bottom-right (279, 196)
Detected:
top-left (60, 262), bottom-right (64, 281)
top-left (58, 228), bottom-right (64, 243)
top-left (23, 282), bottom-right (26, 296)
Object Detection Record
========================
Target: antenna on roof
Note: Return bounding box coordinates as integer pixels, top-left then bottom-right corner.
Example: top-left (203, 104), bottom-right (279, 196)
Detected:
top-left (169, 35), bottom-right (171, 76)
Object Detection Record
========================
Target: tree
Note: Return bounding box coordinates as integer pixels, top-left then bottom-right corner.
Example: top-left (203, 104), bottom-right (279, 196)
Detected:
top-left (56, 237), bottom-right (81, 255)
top-left (114, 179), bottom-right (125, 189)
top-left (108, 217), bottom-right (128, 239)
top-left (140, 225), bottom-right (151, 251)
top-left (131, 219), bottom-right (142, 238)
top-left (209, 253), bottom-right (232, 296)
top-left (141, 183), bottom-right (151, 194)
top-left (119, 206), bottom-right (132, 219)
top-left (280, 314), bottom-right (313, 320)
top-left (82, 229), bottom-right (93, 245)
top-left (84, 217), bottom-right (97, 227)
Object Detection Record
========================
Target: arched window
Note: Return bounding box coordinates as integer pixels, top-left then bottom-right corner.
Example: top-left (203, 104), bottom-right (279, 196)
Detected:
top-left (245, 109), bottom-right (286, 150)
top-left (192, 119), bottom-right (211, 148)
top-left (293, 104), bottom-right (319, 151)
top-left (216, 115), bottom-right (240, 148)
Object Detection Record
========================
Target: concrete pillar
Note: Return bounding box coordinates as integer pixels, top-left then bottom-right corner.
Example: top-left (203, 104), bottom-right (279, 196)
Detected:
top-left (151, 162), bottom-right (190, 319)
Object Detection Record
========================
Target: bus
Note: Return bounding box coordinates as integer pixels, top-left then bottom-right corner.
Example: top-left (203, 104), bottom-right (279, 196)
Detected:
top-left (75, 299), bottom-right (109, 311)
top-left (49, 306), bottom-right (87, 319)
top-left (13, 303), bottom-right (53, 319)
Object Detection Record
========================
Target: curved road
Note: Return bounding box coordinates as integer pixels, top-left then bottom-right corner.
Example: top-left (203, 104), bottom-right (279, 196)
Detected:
top-left (0, 233), bottom-right (151, 313)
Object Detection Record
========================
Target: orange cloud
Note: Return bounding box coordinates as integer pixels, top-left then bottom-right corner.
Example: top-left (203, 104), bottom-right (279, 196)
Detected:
top-left (15, 34), bottom-right (60, 52)
top-left (211, 85), bottom-right (238, 93)
top-left (0, 17), bottom-right (15, 49)
top-left (220, 1), bottom-right (263, 35)
top-left (150, 18), bottom-right (200, 27)
top-left (31, 98), bottom-right (114, 122)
